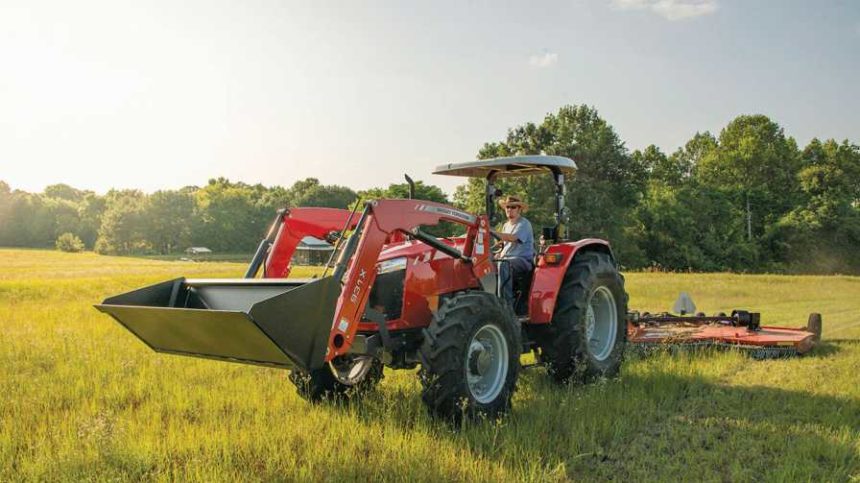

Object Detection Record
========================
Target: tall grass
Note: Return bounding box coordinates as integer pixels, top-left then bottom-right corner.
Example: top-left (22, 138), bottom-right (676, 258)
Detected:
top-left (0, 249), bottom-right (857, 481)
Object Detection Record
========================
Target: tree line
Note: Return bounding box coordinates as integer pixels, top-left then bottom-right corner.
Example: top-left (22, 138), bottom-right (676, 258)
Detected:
top-left (456, 106), bottom-right (860, 273)
top-left (0, 175), bottom-right (445, 257)
top-left (1, 105), bottom-right (858, 273)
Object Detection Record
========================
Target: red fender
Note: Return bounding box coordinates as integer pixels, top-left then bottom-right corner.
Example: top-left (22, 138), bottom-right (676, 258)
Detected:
top-left (528, 239), bottom-right (614, 324)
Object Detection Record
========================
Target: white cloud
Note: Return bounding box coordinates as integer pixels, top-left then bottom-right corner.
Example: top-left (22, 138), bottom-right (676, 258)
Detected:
top-left (529, 51), bottom-right (559, 68)
top-left (610, 0), bottom-right (718, 21)
top-left (612, 0), bottom-right (650, 9)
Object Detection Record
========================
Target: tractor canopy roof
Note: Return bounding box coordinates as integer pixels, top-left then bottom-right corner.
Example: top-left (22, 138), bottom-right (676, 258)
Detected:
top-left (433, 155), bottom-right (576, 179)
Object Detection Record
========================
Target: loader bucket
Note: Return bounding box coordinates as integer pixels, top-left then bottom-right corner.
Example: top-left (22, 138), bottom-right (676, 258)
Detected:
top-left (95, 276), bottom-right (340, 371)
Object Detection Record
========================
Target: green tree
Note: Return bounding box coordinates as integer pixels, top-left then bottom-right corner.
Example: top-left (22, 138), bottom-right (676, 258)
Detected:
top-left (43, 183), bottom-right (85, 202)
top-left (632, 181), bottom-right (755, 272)
top-left (632, 127), bottom-right (769, 271)
top-left (0, 191), bottom-right (55, 247)
top-left (287, 178), bottom-right (357, 209)
top-left (147, 190), bottom-right (195, 254)
top-left (797, 138), bottom-right (860, 204)
top-left (55, 232), bottom-right (85, 252)
top-left (77, 192), bottom-right (106, 249)
top-left (0, 181), bottom-right (11, 245)
top-left (94, 190), bottom-right (148, 255)
top-left (671, 132), bottom-right (717, 178)
top-left (773, 139), bottom-right (860, 272)
top-left (44, 197), bottom-right (82, 241)
top-left (695, 115), bottom-right (801, 248)
top-left (258, 185), bottom-right (291, 213)
top-left (358, 181), bottom-right (448, 204)
top-left (634, 143), bottom-right (697, 187)
top-left (193, 178), bottom-right (266, 252)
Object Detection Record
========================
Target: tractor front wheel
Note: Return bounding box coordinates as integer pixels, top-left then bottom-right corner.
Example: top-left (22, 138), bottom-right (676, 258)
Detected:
top-left (289, 355), bottom-right (383, 401)
top-left (541, 251), bottom-right (627, 383)
top-left (418, 291), bottom-right (521, 422)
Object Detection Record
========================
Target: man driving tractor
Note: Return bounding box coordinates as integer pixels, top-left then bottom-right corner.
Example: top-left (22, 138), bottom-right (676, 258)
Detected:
top-left (493, 195), bottom-right (534, 305)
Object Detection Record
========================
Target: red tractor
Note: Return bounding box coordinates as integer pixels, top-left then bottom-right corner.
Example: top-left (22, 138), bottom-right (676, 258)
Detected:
top-left (97, 155), bottom-right (629, 421)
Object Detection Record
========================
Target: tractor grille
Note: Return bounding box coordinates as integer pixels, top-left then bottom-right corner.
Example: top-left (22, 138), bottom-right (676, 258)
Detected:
top-left (368, 269), bottom-right (405, 320)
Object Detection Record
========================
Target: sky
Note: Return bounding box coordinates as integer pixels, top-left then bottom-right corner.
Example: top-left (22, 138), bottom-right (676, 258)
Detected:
top-left (1, 0), bottom-right (858, 196)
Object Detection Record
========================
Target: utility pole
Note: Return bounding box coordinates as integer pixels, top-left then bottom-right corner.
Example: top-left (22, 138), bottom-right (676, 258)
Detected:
top-left (746, 193), bottom-right (752, 241)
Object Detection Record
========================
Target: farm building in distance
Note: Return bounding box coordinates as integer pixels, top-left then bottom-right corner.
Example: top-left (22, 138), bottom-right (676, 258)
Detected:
top-left (292, 236), bottom-right (333, 265)
top-left (185, 247), bottom-right (212, 255)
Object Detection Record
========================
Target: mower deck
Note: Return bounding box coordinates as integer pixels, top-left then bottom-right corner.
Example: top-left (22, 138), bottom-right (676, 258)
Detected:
top-left (626, 312), bottom-right (821, 358)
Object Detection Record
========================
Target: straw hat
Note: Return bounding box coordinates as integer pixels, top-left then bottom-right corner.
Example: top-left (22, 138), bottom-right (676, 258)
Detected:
top-left (498, 195), bottom-right (529, 213)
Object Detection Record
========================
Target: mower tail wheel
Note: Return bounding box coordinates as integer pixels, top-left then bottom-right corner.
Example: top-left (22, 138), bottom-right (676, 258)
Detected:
top-left (807, 313), bottom-right (822, 343)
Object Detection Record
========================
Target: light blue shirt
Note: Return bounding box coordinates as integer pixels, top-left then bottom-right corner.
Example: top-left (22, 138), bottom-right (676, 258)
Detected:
top-left (500, 217), bottom-right (534, 261)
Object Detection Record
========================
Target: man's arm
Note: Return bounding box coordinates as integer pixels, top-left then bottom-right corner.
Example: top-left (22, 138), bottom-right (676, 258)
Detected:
top-left (492, 219), bottom-right (531, 244)
top-left (491, 230), bottom-right (519, 243)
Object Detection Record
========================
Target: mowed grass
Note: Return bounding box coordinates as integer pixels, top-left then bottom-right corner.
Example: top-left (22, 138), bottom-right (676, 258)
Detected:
top-left (1, 249), bottom-right (858, 481)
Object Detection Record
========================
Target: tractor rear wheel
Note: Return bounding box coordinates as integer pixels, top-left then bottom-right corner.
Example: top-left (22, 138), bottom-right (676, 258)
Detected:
top-left (418, 291), bottom-right (521, 422)
top-left (289, 355), bottom-right (383, 401)
top-left (541, 251), bottom-right (627, 383)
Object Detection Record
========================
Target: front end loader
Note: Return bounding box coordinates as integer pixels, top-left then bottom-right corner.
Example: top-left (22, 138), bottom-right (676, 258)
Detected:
top-left (97, 198), bottom-right (518, 420)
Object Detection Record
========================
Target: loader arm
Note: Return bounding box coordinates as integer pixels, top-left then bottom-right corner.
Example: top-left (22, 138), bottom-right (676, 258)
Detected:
top-left (263, 207), bottom-right (360, 278)
top-left (326, 199), bottom-right (494, 360)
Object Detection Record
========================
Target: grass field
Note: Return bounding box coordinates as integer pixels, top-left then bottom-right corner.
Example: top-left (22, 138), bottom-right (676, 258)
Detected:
top-left (139, 253), bottom-right (255, 263)
top-left (1, 249), bottom-right (858, 481)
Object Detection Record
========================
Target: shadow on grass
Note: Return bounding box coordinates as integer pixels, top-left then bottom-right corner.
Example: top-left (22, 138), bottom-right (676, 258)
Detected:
top-left (826, 338), bottom-right (860, 345)
top-left (340, 352), bottom-right (859, 481)
top-left (628, 341), bottom-right (843, 360)
top-left (803, 340), bottom-right (844, 357)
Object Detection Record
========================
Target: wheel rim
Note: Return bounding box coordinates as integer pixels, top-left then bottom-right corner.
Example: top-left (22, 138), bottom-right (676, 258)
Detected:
top-left (465, 324), bottom-right (509, 404)
top-left (329, 355), bottom-right (374, 385)
top-left (584, 286), bottom-right (618, 361)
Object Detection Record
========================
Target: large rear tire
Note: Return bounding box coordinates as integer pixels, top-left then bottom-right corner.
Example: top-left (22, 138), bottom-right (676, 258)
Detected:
top-left (289, 355), bottom-right (383, 401)
top-left (540, 251), bottom-right (627, 383)
top-left (418, 291), bottom-right (521, 423)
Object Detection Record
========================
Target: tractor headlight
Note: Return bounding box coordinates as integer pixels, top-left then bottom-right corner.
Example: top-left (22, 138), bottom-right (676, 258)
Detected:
top-left (377, 257), bottom-right (407, 275)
